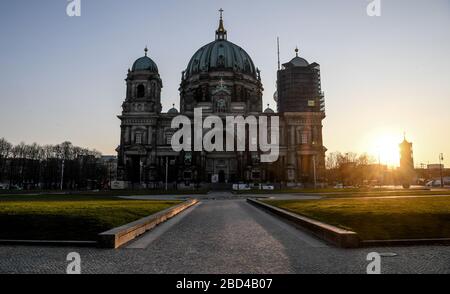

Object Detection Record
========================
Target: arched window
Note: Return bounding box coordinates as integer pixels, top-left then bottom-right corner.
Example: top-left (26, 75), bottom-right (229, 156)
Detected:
top-left (217, 55), bottom-right (225, 67)
top-left (216, 98), bottom-right (226, 113)
top-left (165, 130), bottom-right (175, 145)
top-left (301, 131), bottom-right (309, 145)
top-left (137, 84), bottom-right (145, 98)
top-left (135, 133), bottom-right (143, 145)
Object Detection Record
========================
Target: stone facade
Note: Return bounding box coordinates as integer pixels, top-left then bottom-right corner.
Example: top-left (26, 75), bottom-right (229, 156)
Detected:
top-left (117, 14), bottom-right (326, 189)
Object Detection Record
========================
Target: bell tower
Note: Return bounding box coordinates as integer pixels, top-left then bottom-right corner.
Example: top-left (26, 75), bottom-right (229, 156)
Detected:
top-left (124, 47), bottom-right (162, 112)
top-left (277, 48), bottom-right (327, 186)
top-left (117, 48), bottom-right (163, 187)
top-left (399, 135), bottom-right (415, 189)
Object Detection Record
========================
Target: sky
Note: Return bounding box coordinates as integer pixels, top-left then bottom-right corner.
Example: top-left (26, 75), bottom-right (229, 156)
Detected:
top-left (0, 0), bottom-right (449, 167)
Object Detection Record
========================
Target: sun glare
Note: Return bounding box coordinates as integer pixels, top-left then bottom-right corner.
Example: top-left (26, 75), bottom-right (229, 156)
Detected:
top-left (365, 130), bottom-right (401, 167)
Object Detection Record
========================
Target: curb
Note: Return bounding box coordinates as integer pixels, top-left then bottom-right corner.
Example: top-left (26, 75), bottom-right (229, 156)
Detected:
top-left (98, 199), bottom-right (199, 249)
top-left (247, 198), bottom-right (360, 248)
top-left (361, 239), bottom-right (450, 247)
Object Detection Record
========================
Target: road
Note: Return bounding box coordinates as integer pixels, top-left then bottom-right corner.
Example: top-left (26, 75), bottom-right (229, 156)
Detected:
top-left (0, 194), bottom-right (449, 274)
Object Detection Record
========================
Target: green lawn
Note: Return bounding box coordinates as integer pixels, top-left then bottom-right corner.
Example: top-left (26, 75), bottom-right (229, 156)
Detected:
top-left (236, 187), bottom-right (450, 196)
top-left (264, 197), bottom-right (450, 240)
top-left (0, 189), bottom-right (208, 196)
top-left (319, 190), bottom-right (450, 198)
top-left (236, 188), bottom-right (382, 194)
top-left (0, 195), bottom-right (182, 241)
top-left (238, 188), bottom-right (450, 200)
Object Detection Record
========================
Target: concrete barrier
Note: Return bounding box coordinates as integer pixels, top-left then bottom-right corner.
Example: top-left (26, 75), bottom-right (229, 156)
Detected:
top-left (99, 199), bottom-right (199, 249)
top-left (247, 198), bottom-right (360, 248)
top-left (361, 238), bottom-right (450, 247)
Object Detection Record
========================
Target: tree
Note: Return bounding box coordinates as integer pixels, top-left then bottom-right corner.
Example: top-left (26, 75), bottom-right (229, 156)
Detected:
top-left (0, 138), bottom-right (13, 183)
top-left (326, 151), bottom-right (379, 187)
top-left (0, 139), bottom-right (106, 190)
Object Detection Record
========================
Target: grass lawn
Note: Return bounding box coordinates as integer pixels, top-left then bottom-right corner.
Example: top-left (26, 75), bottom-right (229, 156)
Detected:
top-left (0, 195), bottom-right (182, 241)
top-left (264, 197), bottom-right (450, 240)
top-left (318, 190), bottom-right (450, 198)
top-left (236, 188), bottom-right (382, 194)
top-left (238, 188), bottom-right (450, 199)
top-left (0, 189), bottom-right (208, 196)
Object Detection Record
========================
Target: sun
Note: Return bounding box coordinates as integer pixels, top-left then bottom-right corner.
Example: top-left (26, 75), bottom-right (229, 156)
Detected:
top-left (365, 130), bottom-right (401, 167)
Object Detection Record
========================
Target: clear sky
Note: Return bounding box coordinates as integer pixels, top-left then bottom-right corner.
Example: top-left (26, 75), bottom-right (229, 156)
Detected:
top-left (0, 0), bottom-right (449, 167)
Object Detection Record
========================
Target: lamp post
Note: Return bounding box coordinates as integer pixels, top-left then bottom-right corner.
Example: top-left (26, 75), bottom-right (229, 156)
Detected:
top-left (139, 158), bottom-right (144, 188)
top-left (165, 156), bottom-right (169, 191)
top-left (439, 153), bottom-right (444, 188)
top-left (312, 155), bottom-right (317, 189)
top-left (108, 160), bottom-right (113, 190)
top-left (60, 159), bottom-right (65, 191)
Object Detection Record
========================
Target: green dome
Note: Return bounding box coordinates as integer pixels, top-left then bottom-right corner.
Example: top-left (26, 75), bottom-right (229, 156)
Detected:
top-left (284, 48), bottom-right (309, 67)
top-left (132, 56), bottom-right (158, 73)
top-left (184, 10), bottom-right (258, 79)
top-left (288, 56), bottom-right (309, 67)
top-left (185, 39), bottom-right (257, 79)
top-left (168, 105), bottom-right (179, 114)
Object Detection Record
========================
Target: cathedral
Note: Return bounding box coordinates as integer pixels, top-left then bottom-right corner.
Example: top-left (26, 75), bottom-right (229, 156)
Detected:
top-left (116, 11), bottom-right (327, 189)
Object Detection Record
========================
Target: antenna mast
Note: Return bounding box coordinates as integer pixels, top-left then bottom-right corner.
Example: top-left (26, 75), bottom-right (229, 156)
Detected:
top-left (277, 37), bottom-right (281, 70)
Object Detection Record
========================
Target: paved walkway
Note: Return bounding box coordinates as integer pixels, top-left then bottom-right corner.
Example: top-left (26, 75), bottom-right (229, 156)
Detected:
top-left (0, 197), bottom-right (449, 274)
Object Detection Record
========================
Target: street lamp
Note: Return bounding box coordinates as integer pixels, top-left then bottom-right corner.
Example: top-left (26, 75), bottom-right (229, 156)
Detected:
top-left (108, 160), bottom-right (113, 190)
top-left (439, 153), bottom-right (444, 188)
top-left (165, 156), bottom-right (169, 191)
top-left (60, 159), bottom-right (65, 191)
top-left (312, 155), bottom-right (317, 189)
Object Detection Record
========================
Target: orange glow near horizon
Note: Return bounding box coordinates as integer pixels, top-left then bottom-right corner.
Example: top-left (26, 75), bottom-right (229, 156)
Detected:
top-left (363, 129), bottom-right (402, 168)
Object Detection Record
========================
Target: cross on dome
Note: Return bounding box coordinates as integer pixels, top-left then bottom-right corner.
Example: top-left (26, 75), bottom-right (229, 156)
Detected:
top-left (216, 8), bottom-right (227, 40)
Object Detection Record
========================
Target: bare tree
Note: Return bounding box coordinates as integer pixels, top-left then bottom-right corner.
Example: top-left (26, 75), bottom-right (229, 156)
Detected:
top-left (0, 138), bottom-right (13, 183)
top-left (0, 139), bottom-right (105, 190)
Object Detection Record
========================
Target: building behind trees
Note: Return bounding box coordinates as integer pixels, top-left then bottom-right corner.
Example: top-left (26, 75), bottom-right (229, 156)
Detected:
top-left (0, 138), bottom-right (115, 190)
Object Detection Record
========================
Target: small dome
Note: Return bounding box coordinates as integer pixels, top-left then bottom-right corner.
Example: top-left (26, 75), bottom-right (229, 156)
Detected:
top-left (264, 105), bottom-right (275, 114)
top-left (168, 105), bottom-right (179, 114)
top-left (132, 56), bottom-right (158, 72)
top-left (284, 48), bottom-right (309, 67)
top-left (132, 48), bottom-right (158, 72)
top-left (289, 56), bottom-right (309, 67)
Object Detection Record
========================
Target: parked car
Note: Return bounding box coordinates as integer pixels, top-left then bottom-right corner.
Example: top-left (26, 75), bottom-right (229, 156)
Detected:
top-left (0, 183), bottom-right (9, 190)
top-left (232, 183), bottom-right (251, 191)
top-left (426, 179), bottom-right (450, 187)
top-left (262, 185), bottom-right (275, 191)
top-left (9, 185), bottom-right (23, 191)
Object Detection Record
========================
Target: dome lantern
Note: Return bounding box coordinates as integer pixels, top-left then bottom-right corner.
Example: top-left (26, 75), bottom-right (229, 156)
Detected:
top-left (216, 8), bottom-right (227, 40)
